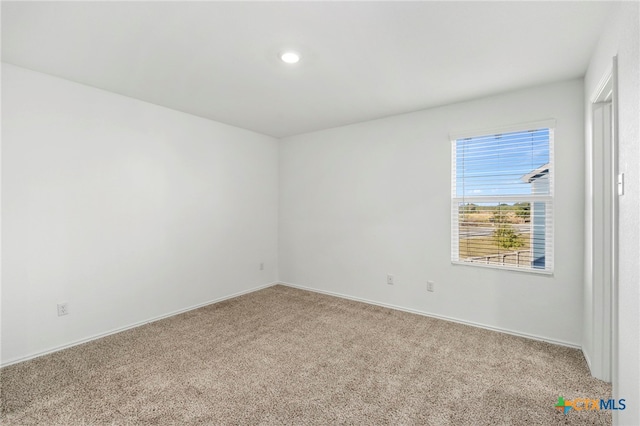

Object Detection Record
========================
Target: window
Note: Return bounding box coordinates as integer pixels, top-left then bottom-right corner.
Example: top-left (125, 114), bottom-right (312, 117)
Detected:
top-left (451, 121), bottom-right (554, 273)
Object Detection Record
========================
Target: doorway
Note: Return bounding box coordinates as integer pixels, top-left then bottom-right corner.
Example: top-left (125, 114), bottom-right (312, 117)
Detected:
top-left (587, 56), bottom-right (618, 383)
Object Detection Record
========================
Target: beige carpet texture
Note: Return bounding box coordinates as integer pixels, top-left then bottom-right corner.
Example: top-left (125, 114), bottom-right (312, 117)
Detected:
top-left (1, 285), bottom-right (611, 425)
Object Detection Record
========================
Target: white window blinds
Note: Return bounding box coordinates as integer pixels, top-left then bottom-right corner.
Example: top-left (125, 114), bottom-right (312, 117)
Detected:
top-left (451, 124), bottom-right (554, 273)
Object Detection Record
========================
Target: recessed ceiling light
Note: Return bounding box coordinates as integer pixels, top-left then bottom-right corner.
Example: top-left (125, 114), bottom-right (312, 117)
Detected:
top-left (280, 51), bottom-right (300, 64)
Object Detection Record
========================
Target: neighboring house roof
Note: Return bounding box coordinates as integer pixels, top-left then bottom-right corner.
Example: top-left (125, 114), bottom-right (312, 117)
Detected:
top-left (521, 163), bottom-right (550, 183)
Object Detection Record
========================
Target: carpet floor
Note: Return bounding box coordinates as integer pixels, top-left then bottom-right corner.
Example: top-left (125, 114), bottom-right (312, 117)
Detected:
top-left (1, 285), bottom-right (611, 425)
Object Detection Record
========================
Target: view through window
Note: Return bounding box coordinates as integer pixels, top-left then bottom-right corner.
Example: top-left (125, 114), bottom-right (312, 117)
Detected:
top-left (451, 125), bottom-right (554, 272)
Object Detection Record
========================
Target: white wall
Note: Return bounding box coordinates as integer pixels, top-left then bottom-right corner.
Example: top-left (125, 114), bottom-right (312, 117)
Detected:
top-left (584, 3), bottom-right (640, 424)
top-left (1, 64), bottom-right (279, 365)
top-left (279, 79), bottom-right (585, 346)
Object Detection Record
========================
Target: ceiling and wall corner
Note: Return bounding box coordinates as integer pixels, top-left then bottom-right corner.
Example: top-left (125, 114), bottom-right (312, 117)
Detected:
top-left (2, 1), bottom-right (612, 138)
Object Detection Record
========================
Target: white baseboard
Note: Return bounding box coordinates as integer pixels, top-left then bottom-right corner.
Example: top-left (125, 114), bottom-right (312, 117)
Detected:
top-left (4, 280), bottom-right (581, 368)
top-left (1, 282), bottom-right (279, 368)
top-left (278, 281), bottom-right (581, 350)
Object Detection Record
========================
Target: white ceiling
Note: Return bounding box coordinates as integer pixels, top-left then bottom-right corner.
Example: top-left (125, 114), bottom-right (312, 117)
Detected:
top-left (2, 1), bottom-right (612, 138)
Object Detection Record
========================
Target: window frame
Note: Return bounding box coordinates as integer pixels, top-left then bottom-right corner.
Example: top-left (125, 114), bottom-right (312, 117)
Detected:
top-left (450, 120), bottom-right (555, 274)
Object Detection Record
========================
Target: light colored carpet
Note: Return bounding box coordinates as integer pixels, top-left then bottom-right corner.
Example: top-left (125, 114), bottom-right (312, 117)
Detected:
top-left (1, 285), bottom-right (611, 425)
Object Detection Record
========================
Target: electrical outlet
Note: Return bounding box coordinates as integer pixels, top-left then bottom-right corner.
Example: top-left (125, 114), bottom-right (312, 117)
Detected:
top-left (57, 303), bottom-right (69, 316)
top-left (260, 262), bottom-right (264, 270)
top-left (427, 281), bottom-right (435, 292)
top-left (387, 274), bottom-right (394, 285)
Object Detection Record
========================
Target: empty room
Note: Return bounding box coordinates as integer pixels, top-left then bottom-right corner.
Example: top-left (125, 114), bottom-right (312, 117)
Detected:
top-left (1, 1), bottom-right (639, 425)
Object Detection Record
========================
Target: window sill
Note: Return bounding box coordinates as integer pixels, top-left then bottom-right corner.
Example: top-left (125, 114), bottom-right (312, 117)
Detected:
top-left (451, 260), bottom-right (554, 276)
